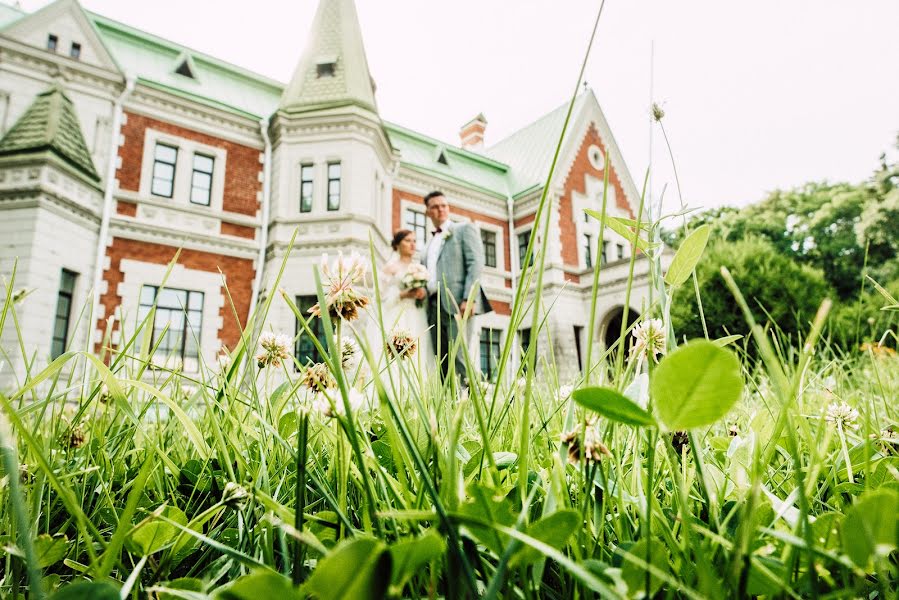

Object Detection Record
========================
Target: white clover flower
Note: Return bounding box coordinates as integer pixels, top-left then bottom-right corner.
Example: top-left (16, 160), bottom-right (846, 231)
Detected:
top-left (346, 387), bottom-right (367, 413)
top-left (310, 252), bottom-right (371, 322)
top-left (874, 426), bottom-right (898, 455)
top-left (97, 383), bottom-right (111, 404)
top-left (59, 423), bottom-right (87, 449)
top-left (222, 481), bottom-right (249, 509)
top-left (386, 328), bottom-right (417, 359)
top-left (557, 385), bottom-right (574, 402)
top-left (311, 387), bottom-right (367, 418)
top-left (825, 402), bottom-right (859, 430)
top-left (217, 352), bottom-right (232, 372)
top-left (340, 338), bottom-right (359, 368)
top-left (320, 251), bottom-right (367, 286)
top-left (560, 423), bottom-right (611, 465)
top-left (302, 362), bottom-right (337, 392)
top-left (256, 332), bottom-right (291, 368)
top-left (631, 318), bottom-right (666, 363)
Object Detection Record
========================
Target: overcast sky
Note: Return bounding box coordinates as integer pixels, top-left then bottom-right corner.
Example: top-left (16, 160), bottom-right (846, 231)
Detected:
top-left (20, 0), bottom-right (899, 213)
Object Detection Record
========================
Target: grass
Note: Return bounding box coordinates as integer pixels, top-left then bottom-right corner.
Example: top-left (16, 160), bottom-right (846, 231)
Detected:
top-left (1, 195), bottom-right (897, 598)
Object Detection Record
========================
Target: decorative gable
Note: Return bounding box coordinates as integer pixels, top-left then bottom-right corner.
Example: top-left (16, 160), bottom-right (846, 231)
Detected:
top-left (2, 0), bottom-right (119, 72)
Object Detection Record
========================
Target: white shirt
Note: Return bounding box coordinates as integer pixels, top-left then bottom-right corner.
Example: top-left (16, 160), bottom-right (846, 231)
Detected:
top-left (426, 220), bottom-right (453, 294)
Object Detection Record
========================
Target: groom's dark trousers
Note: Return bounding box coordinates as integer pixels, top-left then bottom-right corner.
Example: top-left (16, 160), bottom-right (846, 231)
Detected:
top-left (427, 293), bottom-right (467, 384)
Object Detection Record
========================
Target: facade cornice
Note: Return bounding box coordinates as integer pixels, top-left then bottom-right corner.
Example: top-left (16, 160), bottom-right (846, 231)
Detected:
top-left (115, 189), bottom-right (261, 228)
top-left (271, 112), bottom-right (396, 170)
top-left (0, 160), bottom-right (103, 216)
top-left (108, 218), bottom-right (258, 259)
top-left (0, 193), bottom-right (101, 230)
top-left (268, 212), bottom-right (390, 246)
top-left (0, 37), bottom-right (123, 94)
top-left (393, 169), bottom-right (507, 219)
top-left (264, 237), bottom-right (391, 264)
top-left (513, 190), bottom-right (553, 221)
top-left (126, 85), bottom-right (264, 148)
top-left (395, 162), bottom-right (507, 201)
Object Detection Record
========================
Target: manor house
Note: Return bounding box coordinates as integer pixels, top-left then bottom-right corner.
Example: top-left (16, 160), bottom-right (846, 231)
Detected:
top-left (0, 0), bottom-right (654, 390)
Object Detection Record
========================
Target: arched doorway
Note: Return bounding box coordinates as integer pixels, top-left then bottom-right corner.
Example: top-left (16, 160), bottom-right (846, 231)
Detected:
top-left (600, 306), bottom-right (640, 354)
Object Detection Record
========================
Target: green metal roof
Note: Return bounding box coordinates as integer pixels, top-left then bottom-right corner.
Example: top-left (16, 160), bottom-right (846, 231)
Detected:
top-left (486, 93), bottom-right (590, 195)
top-left (0, 84), bottom-right (100, 184)
top-left (89, 11), bottom-right (282, 120)
top-left (385, 122), bottom-right (510, 197)
top-left (0, 2), bottom-right (23, 28)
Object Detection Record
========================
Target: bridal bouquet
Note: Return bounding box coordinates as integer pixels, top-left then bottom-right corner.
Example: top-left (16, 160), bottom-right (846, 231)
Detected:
top-left (401, 264), bottom-right (430, 307)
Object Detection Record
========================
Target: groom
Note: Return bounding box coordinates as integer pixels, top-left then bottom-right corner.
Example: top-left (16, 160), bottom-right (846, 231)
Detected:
top-left (418, 190), bottom-right (493, 383)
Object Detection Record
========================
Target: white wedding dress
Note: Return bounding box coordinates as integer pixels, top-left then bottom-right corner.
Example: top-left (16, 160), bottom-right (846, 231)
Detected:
top-left (373, 258), bottom-right (435, 377)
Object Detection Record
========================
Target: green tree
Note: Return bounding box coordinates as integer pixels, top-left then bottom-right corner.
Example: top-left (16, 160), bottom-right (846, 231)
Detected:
top-left (829, 277), bottom-right (899, 348)
top-left (670, 236), bottom-right (833, 344)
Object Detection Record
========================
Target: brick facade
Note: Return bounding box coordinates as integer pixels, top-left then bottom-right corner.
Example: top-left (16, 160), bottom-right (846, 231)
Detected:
top-left (391, 188), bottom-right (422, 232)
top-left (97, 237), bottom-right (255, 351)
top-left (558, 123), bottom-right (634, 269)
top-left (117, 112), bottom-right (262, 216)
top-left (220, 222), bottom-right (256, 239)
top-left (116, 200), bottom-right (137, 216)
top-left (513, 213), bottom-right (536, 229)
top-left (491, 300), bottom-right (511, 316)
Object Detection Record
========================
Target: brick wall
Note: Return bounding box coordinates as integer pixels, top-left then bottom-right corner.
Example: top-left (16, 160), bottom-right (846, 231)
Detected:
top-left (220, 222), bottom-right (256, 239)
top-left (491, 300), bottom-right (511, 316)
top-left (117, 112), bottom-right (261, 216)
top-left (558, 123), bottom-right (633, 269)
top-left (513, 212), bottom-right (536, 229)
top-left (97, 237), bottom-right (254, 351)
top-left (116, 201), bottom-right (137, 216)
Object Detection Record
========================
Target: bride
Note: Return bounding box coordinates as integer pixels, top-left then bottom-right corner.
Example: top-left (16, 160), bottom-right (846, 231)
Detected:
top-left (374, 229), bottom-right (434, 372)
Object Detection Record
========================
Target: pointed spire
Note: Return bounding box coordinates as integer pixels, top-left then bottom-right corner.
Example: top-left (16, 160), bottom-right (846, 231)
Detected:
top-left (0, 85), bottom-right (100, 184)
top-left (280, 0), bottom-right (377, 114)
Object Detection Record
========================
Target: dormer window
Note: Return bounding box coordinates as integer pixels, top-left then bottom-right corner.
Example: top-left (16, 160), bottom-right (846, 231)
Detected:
top-left (175, 60), bottom-right (195, 79)
top-left (70, 42), bottom-right (81, 60)
top-left (316, 56), bottom-right (337, 78)
top-left (47, 34), bottom-right (58, 51)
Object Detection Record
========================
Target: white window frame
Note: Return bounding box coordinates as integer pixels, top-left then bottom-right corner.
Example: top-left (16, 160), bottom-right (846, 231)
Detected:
top-left (326, 161), bottom-right (342, 211)
top-left (478, 222), bottom-right (505, 273)
top-left (514, 224), bottom-right (536, 272)
top-left (478, 326), bottom-right (503, 381)
top-left (400, 199), bottom-right (431, 255)
top-left (290, 159), bottom-right (317, 215)
top-left (139, 129), bottom-right (227, 213)
top-left (117, 259), bottom-right (224, 373)
top-left (402, 204), bottom-right (429, 250)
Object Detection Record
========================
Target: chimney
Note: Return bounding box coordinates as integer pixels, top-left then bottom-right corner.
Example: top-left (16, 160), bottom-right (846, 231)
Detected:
top-left (459, 113), bottom-right (487, 151)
